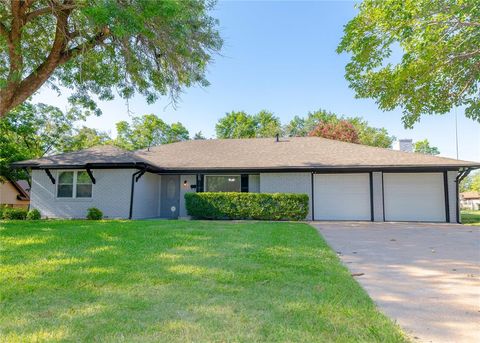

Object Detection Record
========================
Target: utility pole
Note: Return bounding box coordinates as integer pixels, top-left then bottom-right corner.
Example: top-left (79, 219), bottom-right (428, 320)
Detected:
top-left (455, 107), bottom-right (459, 160)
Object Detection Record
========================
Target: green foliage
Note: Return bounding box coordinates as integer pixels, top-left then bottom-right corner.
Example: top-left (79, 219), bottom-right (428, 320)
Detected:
top-left (60, 127), bottom-right (111, 153)
top-left (26, 209), bottom-right (41, 220)
top-left (461, 171), bottom-right (480, 192)
top-left (1, 207), bottom-right (28, 220)
top-left (193, 131), bottom-right (206, 140)
top-left (284, 109), bottom-right (395, 148)
top-left (309, 120), bottom-right (360, 143)
top-left (0, 0), bottom-right (222, 116)
top-left (114, 114), bottom-right (189, 150)
top-left (215, 110), bottom-right (282, 139)
top-left (338, 0), bottom-right (480, 127)
top-left (86, 207), bottom-right (103, 220)
top-left (185, 192), bottom-right (309, 220)
top-left (414, 139), bottom-right (440, 155)
top-left (0, 102), bottom-right (84, 179)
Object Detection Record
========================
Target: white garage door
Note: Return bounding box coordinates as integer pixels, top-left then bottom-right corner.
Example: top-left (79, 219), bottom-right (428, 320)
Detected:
top-left (314, 173), bottom-right (371, 220)
top-left (383, 173), bottom-right (445, 222)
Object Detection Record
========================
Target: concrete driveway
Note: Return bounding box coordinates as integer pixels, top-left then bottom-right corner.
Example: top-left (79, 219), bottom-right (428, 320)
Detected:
top-left (312, 222), bottom-right (480, 343)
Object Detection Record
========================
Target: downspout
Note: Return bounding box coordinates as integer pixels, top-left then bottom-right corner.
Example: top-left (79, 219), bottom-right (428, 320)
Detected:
top-left (129, 166), bottom-right (147, 220)
top-left (455, 168), bottom-right (473, 223)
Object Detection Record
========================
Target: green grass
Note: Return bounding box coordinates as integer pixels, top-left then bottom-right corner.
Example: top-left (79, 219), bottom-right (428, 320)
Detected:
top-left (0, 220), bottom-right (406, 342)
top-left (461, 210), bottom-right (480, 226)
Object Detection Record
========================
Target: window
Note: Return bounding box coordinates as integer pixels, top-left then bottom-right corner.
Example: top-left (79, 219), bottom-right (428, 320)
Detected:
top-left (205, 175), bottom-right (241, 192)
top-left (57, 171), bottom-right (93, 198)
top-left (57, 171), bottom-right (74, 198)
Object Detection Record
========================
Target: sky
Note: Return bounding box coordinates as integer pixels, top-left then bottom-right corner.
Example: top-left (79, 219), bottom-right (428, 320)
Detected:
top-left (34, 0), bottom-right (480, 162)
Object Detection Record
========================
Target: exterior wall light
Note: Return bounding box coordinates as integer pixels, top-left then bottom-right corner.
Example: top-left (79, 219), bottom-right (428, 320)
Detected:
top-left (183, 180), bottom-right (188, 187)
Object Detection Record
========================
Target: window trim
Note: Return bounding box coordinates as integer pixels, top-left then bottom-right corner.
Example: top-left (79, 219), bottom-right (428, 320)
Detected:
top-left (204, 174), bottom-right (241, 193)
top-left (56, 170), bottom-right (94, 199)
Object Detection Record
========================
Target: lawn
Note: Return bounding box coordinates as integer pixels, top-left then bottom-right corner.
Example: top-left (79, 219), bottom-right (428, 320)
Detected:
top-left (461, 210), bottom-right (480, 226)
top-left (0, 220), bottom-right (406, 342)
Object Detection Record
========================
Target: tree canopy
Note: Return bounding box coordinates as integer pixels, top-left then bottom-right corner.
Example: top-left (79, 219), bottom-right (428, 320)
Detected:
top-left (460, 171), bottom-right (480, 193)
top-left (215, 110), bottom-right (282, 139)
top-left (338, 0), bottom-right (480, 127)
top-left (114, 114), bottom-right (189, 150)
top-left (0, 0), bottom-right (222, 117)
top-left (308, 120), bottom-right (360, 144)
top-left (414, 139), bottom-right (441, 155)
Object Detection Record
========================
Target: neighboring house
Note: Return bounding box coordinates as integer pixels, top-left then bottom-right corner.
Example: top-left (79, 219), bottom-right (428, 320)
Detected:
top-left (460, 191), bottom-right (480, 211)
top-left (0, 178), bottom-right (30, 209)
top-left (11, 137), bottom-right (479, 222)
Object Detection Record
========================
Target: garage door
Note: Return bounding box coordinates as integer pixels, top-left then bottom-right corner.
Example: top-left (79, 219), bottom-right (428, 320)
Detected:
top-left (383, 173), bottom-right (445, 222)
top-left (314, 173), bottom-right (371, 220)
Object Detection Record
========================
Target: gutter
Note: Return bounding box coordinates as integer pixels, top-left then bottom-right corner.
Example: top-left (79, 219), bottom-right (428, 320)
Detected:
top-left (128, 166), bottom-right (148, 220)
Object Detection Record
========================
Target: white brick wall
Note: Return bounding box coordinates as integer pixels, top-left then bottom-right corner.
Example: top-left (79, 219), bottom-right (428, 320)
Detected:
top-left (31, 169), bottom-right (134, 219)
top-left (179, 174), bottom-right (196, 218)
top-left (248, 175), bottom-right (260, 193)
top-left (447, 170), bottom-right (458, 223)
top-left (372, 172), bottom-right (384, 222)
top-left (260, 172), bottom-right (312, 220)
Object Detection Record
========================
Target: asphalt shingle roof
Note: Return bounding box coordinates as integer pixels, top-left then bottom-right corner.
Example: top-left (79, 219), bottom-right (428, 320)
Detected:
top-left (12, 137), bottom-right (480, 170)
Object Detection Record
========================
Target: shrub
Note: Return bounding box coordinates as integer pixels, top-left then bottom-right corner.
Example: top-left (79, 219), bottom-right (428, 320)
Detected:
top-left (87, 207), bottom-right (103, 220)
top-left (185, 192), bottom-right (309, 221)
top-left (2, 207), bottom-right (28, 220)
top-left (26, 209), bottom-right (41, 220)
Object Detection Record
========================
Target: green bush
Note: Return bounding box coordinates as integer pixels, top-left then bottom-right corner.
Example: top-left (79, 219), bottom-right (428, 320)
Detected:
top-left (26, 209), bottom-right (41, 220)
top-left (185, 192), bottom-right (309, 221)
top-left (87, 207), bottom-right (103, 220)
top-left (2, 207), bottom-right (28, 220)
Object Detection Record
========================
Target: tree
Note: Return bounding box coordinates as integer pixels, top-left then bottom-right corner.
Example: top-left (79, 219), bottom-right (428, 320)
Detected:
top-left (308, 120), bottom-right (360, 144)
top-left (193, 131), bottom-right (206, 140)
top-left (460, 171), bottom-right (480, 192)
top-left (414, 139), bottom-right (440, 155)
top-left (215, 111), bottom-right (257, 139)
top-left (215, 110), bottom-right (282, 139)
top-left (285, 109), bottom-right (394, 148)
top-left (0, 102), bottom-right (82, 179)
top-left (114, 114), bottom-right (189, 150)
top-left (0, 0), bottom-right (222, 117)
top-left (60, 126), bottom-right (111, 153)
top-left (253, 110), bottom-right (282, 137)
top-left (338, 0), bottom-right (480, 128)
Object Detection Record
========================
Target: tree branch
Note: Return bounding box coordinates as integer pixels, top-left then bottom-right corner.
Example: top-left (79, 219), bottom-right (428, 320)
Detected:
top-left (59, 27), bottom-right (110, 64)
top-left (0, 22), bottom-right (9, 41)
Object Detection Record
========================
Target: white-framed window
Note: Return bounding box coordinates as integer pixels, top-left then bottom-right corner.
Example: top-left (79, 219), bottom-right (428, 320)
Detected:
top-left (57, 171), bottom-right (93, 198)
top-left (204, 175), bottom-right (241, 192)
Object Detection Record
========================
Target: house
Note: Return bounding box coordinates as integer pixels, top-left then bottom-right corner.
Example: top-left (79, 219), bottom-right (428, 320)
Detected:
top-left (11, 137), bottom-right (479, 222)
top-left (460, 191), bottom-right (480, 211)
top-left (0, 178), bottom-right (30, 209)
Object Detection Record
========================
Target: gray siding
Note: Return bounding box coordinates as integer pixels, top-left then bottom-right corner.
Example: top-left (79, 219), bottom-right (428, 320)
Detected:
top-left (131, 172), bottom-right (160, 219)
top-left (248, 175), bottom-right (260, 193)
top-left (179, 174), bottom-right (196, 218)
top-left (31, 169), bottom-right (134, 219)
top-left (260, 172), bottom-right (312, 220)
top-left (372, 172), bottom-right (384, 222)
top-left (447, 170), bottom-right (458, 223)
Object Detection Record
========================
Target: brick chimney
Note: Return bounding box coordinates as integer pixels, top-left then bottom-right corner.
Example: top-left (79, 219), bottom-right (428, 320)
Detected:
top-left (393, 139), bottom-right (413, 153)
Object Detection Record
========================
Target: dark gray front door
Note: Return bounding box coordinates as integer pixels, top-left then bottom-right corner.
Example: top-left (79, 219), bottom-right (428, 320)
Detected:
top-left (160, 175), bottom-right (180, 218)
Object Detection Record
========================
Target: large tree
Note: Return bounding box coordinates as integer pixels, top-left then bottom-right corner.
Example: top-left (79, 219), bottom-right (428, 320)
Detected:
top-left (338, 0), bottom-right (480, 127)
top-left (0, 0), bottom-right (222, 117)
top-left (60, 126), bottom-right (111, 152)
top-left (414, 139), bottom-right (440, 155)
top-left (114, 114), bottom-right (189, 150)
top-left (308, 120), bottom-right (360, 144)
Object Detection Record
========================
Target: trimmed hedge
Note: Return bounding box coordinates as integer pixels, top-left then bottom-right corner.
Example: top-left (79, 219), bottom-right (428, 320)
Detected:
top-left (185, 192), bottom-right (309, 221)
top-left (87, 207), bottom-right (103, 220)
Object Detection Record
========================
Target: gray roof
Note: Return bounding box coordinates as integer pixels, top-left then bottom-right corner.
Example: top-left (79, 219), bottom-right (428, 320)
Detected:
top-left (12, 137), bottom-right (480, 171)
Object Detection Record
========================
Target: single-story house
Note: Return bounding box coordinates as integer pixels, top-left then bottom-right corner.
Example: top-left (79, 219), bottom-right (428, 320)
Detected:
top-left (0, 178), bottom-right (30, 209)
top-left (11, 137), bottom-right (479, 222)
top-left (460, 191), bottom-right (480, 211)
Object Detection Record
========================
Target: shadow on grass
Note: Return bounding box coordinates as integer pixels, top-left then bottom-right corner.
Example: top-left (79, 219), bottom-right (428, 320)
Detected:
top-left (0, 220), bottom-right (407, 342)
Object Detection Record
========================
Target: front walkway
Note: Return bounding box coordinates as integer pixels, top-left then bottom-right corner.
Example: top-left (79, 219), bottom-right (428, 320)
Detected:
top-left (312, 222), bottom-right (480, 343)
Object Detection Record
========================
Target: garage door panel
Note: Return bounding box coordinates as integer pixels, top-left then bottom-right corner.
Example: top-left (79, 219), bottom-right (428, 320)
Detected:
top-left (384, 173), bottom-right (445, 222)
top-left (314, 173), bottom-right (371, 220)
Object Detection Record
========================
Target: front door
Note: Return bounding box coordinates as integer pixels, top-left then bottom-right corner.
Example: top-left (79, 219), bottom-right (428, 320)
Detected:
top-left (160, 175), bottom-right (180, 219)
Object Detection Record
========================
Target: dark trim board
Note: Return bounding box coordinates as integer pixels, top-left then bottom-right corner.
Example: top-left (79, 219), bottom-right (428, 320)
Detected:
top-left (381, 172), bottom-right (385, 222)
top-left (443, 171), bottom-right (450, 222)
top-left (311, 172), bottom-right (315, 220)
top-left (369, 172), bottom-right (374, 222)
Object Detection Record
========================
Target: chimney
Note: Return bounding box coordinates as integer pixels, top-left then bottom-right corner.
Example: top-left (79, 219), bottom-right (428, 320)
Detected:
top-left (393, 139), bottom-right (413, 153)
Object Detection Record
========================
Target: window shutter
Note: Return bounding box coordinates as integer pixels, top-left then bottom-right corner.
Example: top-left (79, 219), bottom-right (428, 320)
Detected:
top-left (241, 174), bottom-right (249, 192)
top-left (196, 174), bottom-right (204, 192)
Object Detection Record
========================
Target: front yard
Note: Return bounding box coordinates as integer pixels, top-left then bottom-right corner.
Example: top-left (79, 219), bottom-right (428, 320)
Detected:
top-left (462, 210), bottom-right (480, 226)
top-left (0, 220), bottom-right (406, 342)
